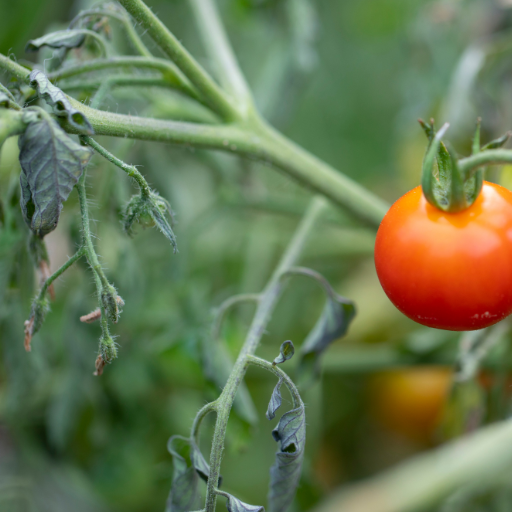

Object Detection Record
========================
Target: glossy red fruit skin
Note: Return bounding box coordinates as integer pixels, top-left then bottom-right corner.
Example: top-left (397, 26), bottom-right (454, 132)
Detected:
top-left (375, 182), bottom-right (512, 331)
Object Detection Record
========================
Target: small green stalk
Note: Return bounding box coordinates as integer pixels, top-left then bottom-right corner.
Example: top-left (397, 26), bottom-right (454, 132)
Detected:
top-left (80, 135), bottom-right (151, 197)
top-left (203, 196), bottom-right (326, 512)
top-left (37, 248), bottom-right (86, 301)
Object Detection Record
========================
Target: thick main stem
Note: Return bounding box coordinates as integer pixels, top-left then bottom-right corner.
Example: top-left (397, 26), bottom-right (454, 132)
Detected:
top-left (204, 196), bottom-right (326, 512)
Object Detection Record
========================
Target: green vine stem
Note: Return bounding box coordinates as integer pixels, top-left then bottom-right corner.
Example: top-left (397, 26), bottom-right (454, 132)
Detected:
top-left (459, 149), bottom-right (512, 178)
top-left (190, 401), bottom-right (218, 444)
top-left (80, 135), bottom-right (151, 197)
top-left (189, 0), bottom-right (254, 113)
top-left (48, 56), bottom-right (200, 102)
top-left (68, 6), bottom-right (152, 58)
top-left (211, 293), bottom-right (261, 341)
top-left (118, 0), bottom-right (241, 121)
top-left (246, 354), bottom-right (302, 407)
top-left (0, 53), bottom-right (388, 226)
top-left (36, 248), bottom-right (86, 301)
top-left (202, 195), bottom-right (326, 512)
top-left (76, 171), bottom-right (112, 342)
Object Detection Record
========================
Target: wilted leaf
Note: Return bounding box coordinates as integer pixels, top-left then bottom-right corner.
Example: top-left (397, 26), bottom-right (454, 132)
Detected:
top-left (29, 70), bottom-right (93, 133)
top-left (268, 406), bottom-right (306, 512)
top-left (19, 109), bottom-right (92, 237)
top-left (266, 379), bottom-right (283, 421)
top-left (166, 435), bottom-right (212, 512)
top-left (273, 340), bottom-right (294, 365)
top-left (299, 296), bottom-right (355, 386)
top-left (222, 492), bottom-right (264, 512)
top-left (26, 30), bottom-right (87, 52)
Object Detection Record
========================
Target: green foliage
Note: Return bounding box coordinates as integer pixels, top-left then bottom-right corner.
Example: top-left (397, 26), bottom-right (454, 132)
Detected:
top-left (18, 108), bottom-right (92, 237)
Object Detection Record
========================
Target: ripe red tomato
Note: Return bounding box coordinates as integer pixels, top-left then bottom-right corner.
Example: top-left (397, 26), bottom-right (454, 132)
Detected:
top-left (375, 182), bottom-right (512, 330)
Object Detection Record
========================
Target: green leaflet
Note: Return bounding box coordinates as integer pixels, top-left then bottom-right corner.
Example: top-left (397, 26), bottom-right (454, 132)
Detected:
top-left (26, 30), bottom-right (86, 52)
top-left (166, 436), bottom-right (211, 512)
top-left (18, 109), bottom-right (93, 237)
top-left (299, 297), bottom-right (355, 387)
top-left (29, 70), bottom-right (94, 134)
top-left (222, 492), bottom-right (264, 512)
top-left (0, 91), bottom-right (18, 110)
top-left (268, 406), bottom-right (306, 512)
top-left (273, 340), bottom-right (294, 365)
top-left (266, 378), bottom-right (283, 421)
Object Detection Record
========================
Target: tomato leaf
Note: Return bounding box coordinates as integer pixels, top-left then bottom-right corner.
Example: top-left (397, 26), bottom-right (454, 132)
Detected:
top-left (29, 70), bottom-right (93, 134)
top-left (266, 378), bottom-right (283, 421)
top-left (18, 109), bottom-right (92, 237)
top-left (273, 340), bottom-right (294, 365)
top-left (299, 295), bottom-right (355, 387)
top-left (268, 405), bottom-right (306, 512)
top-left (482, 132), bottom-right (511, 151)
top-left (26, 30), bottom-right (86, 52)
top-left (166, 436), bottom-right (212, 512)
top-left (222, 493), bottom-right (264, 512)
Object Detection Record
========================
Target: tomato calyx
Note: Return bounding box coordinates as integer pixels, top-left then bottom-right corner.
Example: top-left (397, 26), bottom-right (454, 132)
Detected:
top-left (419, 118), bottom-right (510, 213)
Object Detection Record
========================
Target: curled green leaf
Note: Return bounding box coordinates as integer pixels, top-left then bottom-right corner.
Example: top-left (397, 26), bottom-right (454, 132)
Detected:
top-left (268, 406), bottom-right (306, 512)
top-left (273, 340), bottom-right (294, 365)
top-left (266, 379), bottom-right (283, 421)
top-left (0, 91), bottom-right (18, 110)
top-left (220, 492), bottom-right (264, 512)
top-left (29, 70), bottom-right (93, 134)
top-left (299, 296), bottom-right (355, 387)
top-left (166, 436), bottom-right (213, 512)
top-left (123, 191), bottom-right (178, 252)
top-left (19, 109), bottom-right (92, 237)
top-left (26, 30), bottom-right (87, 53)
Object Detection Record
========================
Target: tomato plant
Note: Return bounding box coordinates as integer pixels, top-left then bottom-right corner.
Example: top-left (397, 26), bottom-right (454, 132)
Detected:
top-left (375, 182), bottom-right (512, 331)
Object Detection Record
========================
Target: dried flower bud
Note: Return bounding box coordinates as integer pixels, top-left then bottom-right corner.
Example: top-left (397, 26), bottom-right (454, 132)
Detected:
top-left (123, 192), bottom-right (177, 252)
top-left (101, 284), bottom-right (123, 324)
top-left (24, 296), bottom-right (50, 351)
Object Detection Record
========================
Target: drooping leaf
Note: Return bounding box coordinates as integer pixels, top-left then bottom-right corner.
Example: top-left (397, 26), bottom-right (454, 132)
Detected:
top-left (26, 30), bottom-right (87, 53)
top-left (222, 492), bottom-right (264, 512)
top-left (18, 109), bottom-right (92, 237)
top-left (266, 379), bottom-right (283, 421)
top-left (149, 193), bottom-right (178, 253)
top-left (299, 295), bottom-right (355, 387)
top-left (268, 406), bottom-right (306, 512)
top-left (166, 436), bottom-right (211, 512)
top-left (28, 70), bottom-right (93, 134)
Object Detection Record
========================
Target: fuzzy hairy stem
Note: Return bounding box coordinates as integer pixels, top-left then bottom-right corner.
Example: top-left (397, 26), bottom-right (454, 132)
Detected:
top-left (246, 354), bottom-right (302, 407)
top-left (69, 7), bottom-right (152, 57)
top-left (48, 56), bottom-right (200, 102)
top-left (0, 53), bottom-right (388, 226)
top-left (118, 0), bottom-right (241, 121)
top-left (37, 248), bottom-right (86, 300)
top-left (204, 195), bottom-right (326, 512)
top-left (190, 0), bottom-right (254, 112)
top-left (76, 172), bottom-right (110, 338)
top-left (80, 135), bottom-right (151, 196)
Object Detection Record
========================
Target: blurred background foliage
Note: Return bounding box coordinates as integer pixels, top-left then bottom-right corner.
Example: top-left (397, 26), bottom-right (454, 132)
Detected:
top-left (2, 0), bottom-right (512, 511)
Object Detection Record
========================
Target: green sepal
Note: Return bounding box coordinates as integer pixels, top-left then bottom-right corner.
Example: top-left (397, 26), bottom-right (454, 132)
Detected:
top-left (123, 191), bottom-right (177, 252)
top-left (101, 284), bottom-right (122, 324)
top-left (445, 144), bottom-right (467, 213)
top-left (99, 333), bottom-right (118, 363)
